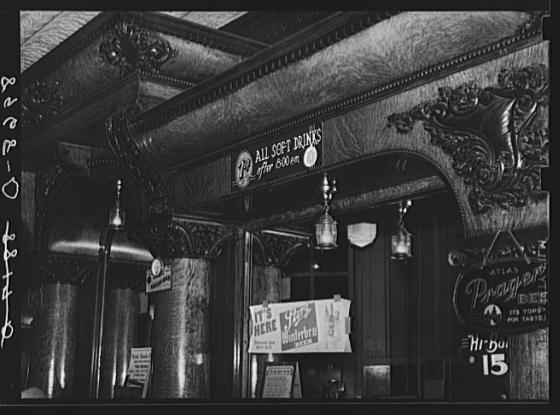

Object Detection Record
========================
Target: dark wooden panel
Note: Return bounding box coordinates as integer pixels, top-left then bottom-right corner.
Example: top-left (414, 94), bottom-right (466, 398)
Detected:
top-left (27, 283), bottom-right (79, 398)
top-left (355, 230), bottom-right (388, 362)
top-left (150, 258), bottom-right (211, 398)
top-left (210, 240), bottom-right (235, 399)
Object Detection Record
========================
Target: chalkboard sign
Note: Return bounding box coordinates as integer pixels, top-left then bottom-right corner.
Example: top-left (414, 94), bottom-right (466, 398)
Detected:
top-left (232, 123), bottom-right (322, 191)
top-left (453, 258), bottom-right (547, 333)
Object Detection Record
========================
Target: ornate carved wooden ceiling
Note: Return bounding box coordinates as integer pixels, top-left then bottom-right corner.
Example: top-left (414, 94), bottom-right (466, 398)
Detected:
top-left (20, 11), bottom-right (247, 72)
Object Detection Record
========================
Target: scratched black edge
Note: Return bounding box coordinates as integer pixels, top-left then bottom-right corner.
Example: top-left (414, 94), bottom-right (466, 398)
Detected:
top-left (0, 9), bottom-right (22, 405)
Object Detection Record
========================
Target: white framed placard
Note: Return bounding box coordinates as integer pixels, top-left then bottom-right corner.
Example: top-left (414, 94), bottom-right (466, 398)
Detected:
top-left (261, 361), bottom-right (302, 399)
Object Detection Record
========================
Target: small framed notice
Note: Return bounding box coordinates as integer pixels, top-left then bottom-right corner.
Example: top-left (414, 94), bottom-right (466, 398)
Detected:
top-left (260, 361), bottom-right (302, 398)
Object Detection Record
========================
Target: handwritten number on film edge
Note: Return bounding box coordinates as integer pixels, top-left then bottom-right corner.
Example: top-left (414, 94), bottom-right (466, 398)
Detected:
top-left (1, 221), bottom-right (16, 348)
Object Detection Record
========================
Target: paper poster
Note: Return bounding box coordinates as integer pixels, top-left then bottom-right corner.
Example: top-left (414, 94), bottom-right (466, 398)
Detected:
top-left (248, 298), bottom-right (351, 353)
top-left (126, 347), bottom-right (152, 398)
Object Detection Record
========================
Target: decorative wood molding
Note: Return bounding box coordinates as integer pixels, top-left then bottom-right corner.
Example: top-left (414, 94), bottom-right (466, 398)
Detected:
top-left (246, 175), bottom-right (447, 231)
top-left (107, 261), bottom-right (147, 290)
top-left (387, 64), bottom-right (549, 214)
top-left (37, 253), bottom-right (96, 285)
top-left (252, 230), bottom-right (310, 268)
top-left (106, 110), bottom-right (172, 218)
top-left (448, 239), bottom-right (547, 270)
top-left (130, 217), bottom-right (235, 260)
top-left (21, 79), bottom-right (64, 126)
top-left (134, 11), bottom-right (395, 135)
top-left (99, 17), bottom-right (177, 75)
top-left (160, 12), bottom-right (543, 172)
top-left (22, 11), bottom-right (265, 84)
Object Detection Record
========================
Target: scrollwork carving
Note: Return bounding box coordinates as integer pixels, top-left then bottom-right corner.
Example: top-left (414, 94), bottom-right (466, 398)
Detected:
top-left (387, 64), bottom-right (549, 214)
top-left (130, 217), bottom-right (233, 260)
top-left (99, 16), bottom-right (177, 75)
top-left (22, 79), bottom-right (64, 126)
top-left (35, 163), bottom-right (83, 252)
top-left (106, 110), bottom-right (172, 218)
top-left (252, 231), bottom-right (310, 268)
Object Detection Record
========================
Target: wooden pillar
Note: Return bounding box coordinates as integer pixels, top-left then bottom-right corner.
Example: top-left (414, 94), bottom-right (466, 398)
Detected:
top-left (99, 262), bottom-right (145, 399)
top-left (136, 218), bottom-right (232, 399)
top-left (508, 328), bottom-right (549, 400)
top-left (248, 230), bottom-right (309, 398)
top-left (27, 283), bottom-right (79, 398)
top-left (151, 258), bottom-right (211, 398)
top-left (27, 255), bottom-right (93, 398)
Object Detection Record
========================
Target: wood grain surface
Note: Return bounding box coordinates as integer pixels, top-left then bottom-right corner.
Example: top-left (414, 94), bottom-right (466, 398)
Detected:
top-left (508, 328), bottom-right (548, 400)
top-left (150, 258), bottom-right (211, 398)
top-left (27, 283), bottom-right (79, 398)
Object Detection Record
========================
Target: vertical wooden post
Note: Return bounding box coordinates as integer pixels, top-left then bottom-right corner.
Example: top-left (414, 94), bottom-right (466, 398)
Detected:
top-left (27, 283), bottom-right (79, 398)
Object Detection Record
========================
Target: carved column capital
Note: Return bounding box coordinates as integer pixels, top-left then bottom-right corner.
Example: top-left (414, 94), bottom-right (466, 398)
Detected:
top-left (107, 261), bottom-right (147, 291)
top-left (37, 253), bottom-right (96, 285)
top-left (130, 217), bottom-right (236, 260)
top-left (252, 230), bottom-right (310, 268)
top-left (387, 64), bottom-right (549, 215)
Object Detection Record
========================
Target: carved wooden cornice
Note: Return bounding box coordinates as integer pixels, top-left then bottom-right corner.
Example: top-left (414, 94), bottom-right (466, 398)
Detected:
top-left (168, 12), bottom-right (544, 172)
top-left (252, 230), bottom-right (310, 268)
top-left (22, 11), bottom-right (265, 84)
top-left (107, 261), bottom-right (147, 290)
top-left (130, 217), bottom-right (237, 260)
top-left (387, 64), bottom-right (549, 214)
top-left (99, 16), bottom-right (177, 76)
top-left (37, 253), bottom-right (96, 285)
top-left (106, 110), bottom-right (172, 218)
top-left (133, 11), bottom-right (395, 135)
top-left (448, 239), bottom-right (547, 271)
top-left (21, 79), bottom-right (64, 127)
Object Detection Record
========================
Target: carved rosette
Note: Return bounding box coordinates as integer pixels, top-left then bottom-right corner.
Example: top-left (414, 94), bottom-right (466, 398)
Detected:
top-left (387, 65), bottom-right (549, 214)
top-left (37, 253), bottom-right (96, 285)
top-left (130, 218), bottom-right (234, 260)
top-left (22, 79), bottom-right (64, 126)
top-left (107, 261), bottom-right (147, 290)
top-left (448, 239), bottom-right (547, 270)
top-left (252, 231), bottom-right (310, 268)
top-left (99, 17), bottom-right (177, 75)
top-left (106, 110), bottom-right (172, 218)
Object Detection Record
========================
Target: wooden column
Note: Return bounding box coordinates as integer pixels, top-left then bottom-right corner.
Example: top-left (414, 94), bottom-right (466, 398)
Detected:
top-left (249, 230), bottom-right (309, 398)
top-left (99, 262), bottom-right (145, 399)
top-left (151, 258), bottom-right (211, 398)
top-left (136, 218), bottom-right (232, 399)
top-left (508, 329), bottom-right (548, 399)
top-left (27, 254), bottom-right (93, 398)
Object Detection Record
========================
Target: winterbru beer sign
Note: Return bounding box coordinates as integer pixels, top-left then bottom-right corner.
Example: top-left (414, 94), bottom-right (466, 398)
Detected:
top-left (232, 123), bottom-right (322, 191)
top-left (453, 259), bottom-right (548, 333)
top-left (248, 298), bottom-right (351, 354)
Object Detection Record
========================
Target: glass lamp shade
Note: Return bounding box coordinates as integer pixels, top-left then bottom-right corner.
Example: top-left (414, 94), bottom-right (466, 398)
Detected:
top-left (315, 211), bottom-right (338, 250)
top-left (391, 228), bottom-right (412, 260)
top-left (108, 205), bottom-right (125, 231)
